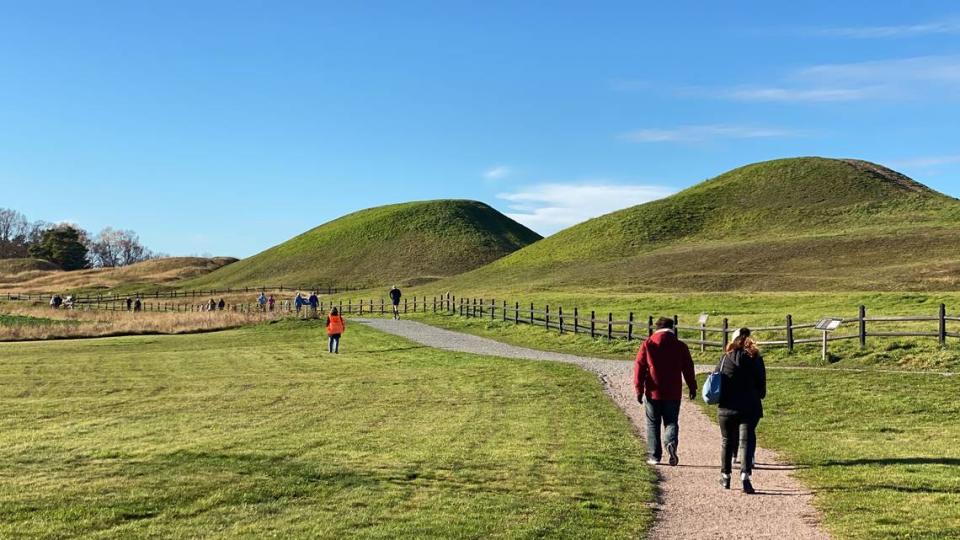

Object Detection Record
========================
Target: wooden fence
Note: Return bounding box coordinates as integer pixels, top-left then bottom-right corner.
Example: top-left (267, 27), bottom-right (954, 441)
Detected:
top-left (2, 284), bottom-right (361, 304)
top-left (5, 290), bottom-right (959, 353)
top-left (438, 296), bottom-right (959, 352)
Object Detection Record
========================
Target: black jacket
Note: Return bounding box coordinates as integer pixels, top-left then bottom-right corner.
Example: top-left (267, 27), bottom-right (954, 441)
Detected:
top-left (716, 350), bottom-right (766, 418)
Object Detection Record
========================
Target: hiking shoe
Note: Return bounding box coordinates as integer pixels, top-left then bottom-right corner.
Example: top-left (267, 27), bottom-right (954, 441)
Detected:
top-left (666, 443), bottom-right (679, 466)
top-left (720, 474), bottom-right (731, 490)
top-left (742, 478), bottom-right (755, 494)
top-left (646, 458), bottom-right (660, 466)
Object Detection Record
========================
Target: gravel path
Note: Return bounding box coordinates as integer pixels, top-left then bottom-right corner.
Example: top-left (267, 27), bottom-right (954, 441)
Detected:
top-left (358, 318), bottom-right (829, 539)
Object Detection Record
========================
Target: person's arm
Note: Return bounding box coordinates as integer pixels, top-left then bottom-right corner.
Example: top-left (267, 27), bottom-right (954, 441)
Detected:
top-left (633, 342), bottom-right (648, 403)
top-left (681, 343), bottom-right (698, 399)
top-left (756, 355), bottom-right (767, 400)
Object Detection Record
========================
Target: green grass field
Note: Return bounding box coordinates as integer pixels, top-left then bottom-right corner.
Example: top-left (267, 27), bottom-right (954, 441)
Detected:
top-left (0, 320), bottom-right (654, 538)
top-left (0, 313), bottom-right (78, 327)
top-left (700, 370), bottom-right (960, 539)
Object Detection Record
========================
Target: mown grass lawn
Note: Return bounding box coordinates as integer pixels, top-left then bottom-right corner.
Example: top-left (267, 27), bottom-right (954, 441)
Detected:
top-left (700, 370), bottom-right (960, 540)
top-left (393, 314), bottom-right (960, 538)
top-left (0, 320), bottom-right (654, 538)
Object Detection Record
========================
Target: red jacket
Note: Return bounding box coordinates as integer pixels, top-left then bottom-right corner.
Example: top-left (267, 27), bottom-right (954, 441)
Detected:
top-left (634, 330), bottom-right (697, 400)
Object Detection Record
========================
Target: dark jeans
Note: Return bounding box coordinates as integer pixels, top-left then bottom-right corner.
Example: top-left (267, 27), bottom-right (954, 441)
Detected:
top-left (645, 398), bottom-right (681, 461)
top-left (720, 413), bottom-right (759, 475)
top-left (328, 334), bottom-right (341, 353)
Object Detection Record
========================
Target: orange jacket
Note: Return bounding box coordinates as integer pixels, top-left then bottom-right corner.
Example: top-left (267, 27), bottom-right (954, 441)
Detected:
top-left (326, 315), bottom-right (345, 335)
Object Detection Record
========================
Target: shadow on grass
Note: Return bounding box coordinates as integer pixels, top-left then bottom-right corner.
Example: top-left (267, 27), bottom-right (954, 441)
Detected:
top-left (820, 457), bottom-right (960, 467)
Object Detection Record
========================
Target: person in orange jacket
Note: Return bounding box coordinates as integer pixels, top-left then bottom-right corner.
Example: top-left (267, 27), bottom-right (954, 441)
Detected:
top-left (326, 307), bottom-right (346, 354)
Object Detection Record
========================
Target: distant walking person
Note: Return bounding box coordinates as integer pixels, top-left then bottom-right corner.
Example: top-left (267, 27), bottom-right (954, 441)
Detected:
top-left (294, 292), bottom-right (305, 315)
top-left (125, 297), bottom-right (133, 311)
top-left (634, 317), bottom-right (697, 466)
top-left (268, 294), bottom-right (275, 312)
top-left (208, 298), bottom-right (216, 311)
top-left (326, 307), bottom-right (345, 354)
top-left (217, 298), bottom-right (226, 311)
top-left (133, 296), bottom-right (142, 312)
top-left (308, 292), bottom-right (319, 318)
top-left (257, 292), bottom-right (267, 311)
top-left (50, 294), bottom-right (62, 309)
top-left (715, 328), bottom-right (766, 494)
top-left (389, 286), bottom-right (402, 320)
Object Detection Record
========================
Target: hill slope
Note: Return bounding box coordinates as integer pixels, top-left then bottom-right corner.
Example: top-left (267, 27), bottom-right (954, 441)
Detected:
top-left (0, 257), bottom-right (237, 293)
top-left (186, 200), bottom-right (542, 289)
top-left (445, 157), bottom-right (960, 292)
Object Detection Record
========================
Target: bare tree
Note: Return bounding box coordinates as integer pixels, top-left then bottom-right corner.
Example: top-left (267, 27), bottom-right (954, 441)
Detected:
top-left (0, 208), bottom-right (32, 258)
top-left (88, 228), bottom-right (156, 267)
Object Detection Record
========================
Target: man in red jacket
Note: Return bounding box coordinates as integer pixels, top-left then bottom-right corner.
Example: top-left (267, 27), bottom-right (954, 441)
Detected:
top-left (634, 317), bottom-right (698, 466)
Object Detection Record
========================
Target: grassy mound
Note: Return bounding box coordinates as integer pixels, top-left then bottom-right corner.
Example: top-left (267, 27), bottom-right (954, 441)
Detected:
top-left (0, 258), bottom-right (60, 275)
top-left (0, 257), bottom-right (238, 293)
top-left (185, 200), bottom-right (541, 290)
top-left (446, 157), bottom-right (960, 292)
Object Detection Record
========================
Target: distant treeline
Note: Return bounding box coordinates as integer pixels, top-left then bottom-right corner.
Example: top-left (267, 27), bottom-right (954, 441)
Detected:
top-left (0, 208), bottom-right (162, 270)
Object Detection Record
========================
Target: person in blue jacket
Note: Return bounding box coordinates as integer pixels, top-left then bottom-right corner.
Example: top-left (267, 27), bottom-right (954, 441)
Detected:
top-left (294, 292), bottom-right (306, 314)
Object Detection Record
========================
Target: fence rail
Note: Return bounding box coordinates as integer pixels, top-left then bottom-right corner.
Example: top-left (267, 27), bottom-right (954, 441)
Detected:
top-left (4, 290), bottom-right (957, 354)
top-left (1, 284), bottom-right (362, 304)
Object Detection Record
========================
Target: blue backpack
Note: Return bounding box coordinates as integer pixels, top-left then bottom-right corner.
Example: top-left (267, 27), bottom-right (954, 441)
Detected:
top-left (703, 355), bottom-right (726, 405)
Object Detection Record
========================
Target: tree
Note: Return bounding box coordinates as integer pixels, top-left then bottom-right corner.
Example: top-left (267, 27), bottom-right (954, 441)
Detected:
top-left (87, 227), bottom-right (155, 267)
top-left (0, 208), bottom-right (32, 258)
top-left (28, 225), bottom-right (90, 270)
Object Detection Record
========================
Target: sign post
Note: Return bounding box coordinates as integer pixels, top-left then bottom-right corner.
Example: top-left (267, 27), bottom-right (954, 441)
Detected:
top-left (814, 318), bottom-right (843, 362)
top-left (698, 313), bottom-right (709, 352)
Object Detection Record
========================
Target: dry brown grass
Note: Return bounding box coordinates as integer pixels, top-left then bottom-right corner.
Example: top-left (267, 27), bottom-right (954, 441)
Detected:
top-left (0, 303), bottom-right (279, 341)
top-left (0, 257), bottom-right (237, 293)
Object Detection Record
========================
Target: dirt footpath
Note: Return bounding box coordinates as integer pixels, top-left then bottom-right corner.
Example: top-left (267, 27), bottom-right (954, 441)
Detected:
top-left (358, 318), bottom-right (830, 539)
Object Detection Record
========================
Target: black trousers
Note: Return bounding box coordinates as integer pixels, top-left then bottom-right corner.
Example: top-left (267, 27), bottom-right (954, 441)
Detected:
top-left (719, 413), bottom-right (759, 475)
top-left (328, 334), bottom-right (341, 353)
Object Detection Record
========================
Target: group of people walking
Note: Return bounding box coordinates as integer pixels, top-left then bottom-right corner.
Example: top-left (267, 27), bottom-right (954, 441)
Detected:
top-left (634, 317), bottom-right (766, 494)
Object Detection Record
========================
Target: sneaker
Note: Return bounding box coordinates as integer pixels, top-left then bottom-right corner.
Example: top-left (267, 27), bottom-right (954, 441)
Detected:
top-left (720, 474), bottom-right (731, 490)
top-left (742, 478), bottom-right (755, 494)
top-left (666, 443), bottom-right (679, 466)
top-left (646, 458), bottom-right (660, 466)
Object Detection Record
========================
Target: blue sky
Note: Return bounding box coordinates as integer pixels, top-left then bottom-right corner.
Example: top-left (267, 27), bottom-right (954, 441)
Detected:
top-left (2, 1), bottom-right (959, 257)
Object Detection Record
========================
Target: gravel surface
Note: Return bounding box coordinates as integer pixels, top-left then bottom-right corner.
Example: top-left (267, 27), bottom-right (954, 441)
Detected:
top-left (358, 318), bottom-right (830, 539)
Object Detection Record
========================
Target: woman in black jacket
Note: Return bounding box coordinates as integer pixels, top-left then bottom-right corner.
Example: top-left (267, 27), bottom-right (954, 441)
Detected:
top-left (716, 327), bottom-right (766, 494)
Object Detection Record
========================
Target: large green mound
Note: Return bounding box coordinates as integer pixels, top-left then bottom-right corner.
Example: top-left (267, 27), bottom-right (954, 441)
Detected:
top-left (187, 200), bottom-right (542, 289)
top-left (447, 157), bottom-right (960, 292)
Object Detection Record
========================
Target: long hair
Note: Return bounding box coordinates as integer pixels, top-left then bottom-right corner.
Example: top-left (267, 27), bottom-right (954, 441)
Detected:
top-left (725, 328), bottom-right (760, 357)
top-left (330, 307), bottom-right (339, 316)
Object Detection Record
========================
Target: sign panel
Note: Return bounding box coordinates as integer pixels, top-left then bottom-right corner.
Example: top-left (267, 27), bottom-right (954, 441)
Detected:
top-left (815, 318), bottom-right (843, 331)
top-left (698, 313), bottom-right (709, 325)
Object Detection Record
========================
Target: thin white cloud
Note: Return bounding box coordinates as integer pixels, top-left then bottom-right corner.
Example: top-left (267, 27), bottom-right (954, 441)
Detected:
top-left (497, 182), bottom-right (675, 234)
top-left (889, 155), bottom-right (960, 168)
top-left (816, 19), bottom-right (960, 38)
top-left (483, 165), bottom-right (511, 180)
top-left (620, 124), bottom-right (801, 143)
top-left (724, 87), bottom-right (870, 103)
top-left (715, 55), bottom-right (960, 103)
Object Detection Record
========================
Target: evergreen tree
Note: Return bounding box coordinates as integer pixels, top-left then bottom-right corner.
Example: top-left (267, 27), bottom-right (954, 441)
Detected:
top-left (28, 225), bottom-right (89, 270)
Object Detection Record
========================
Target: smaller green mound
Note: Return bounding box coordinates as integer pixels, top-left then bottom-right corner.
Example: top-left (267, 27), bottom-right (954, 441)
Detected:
top-left (187, 200), bottom-right (541, 289)
top-left (0, 258), bottom-right (60, 275)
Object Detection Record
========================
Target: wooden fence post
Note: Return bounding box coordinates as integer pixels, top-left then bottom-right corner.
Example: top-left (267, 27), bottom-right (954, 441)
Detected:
top-left (628, 312), bottom-right (634, 341)
top-left (859, 305), bottom-right (867, 348)
top-left (722, 318), bottom-right (729, 350)
top-left (607, 312), bottom-right (613, 341)
top-left (648, 315), bottom-right (654, 337)
top-left (590, 311), bottom-right (596, 338)
top-left (939, 303), bottom-right (947, 346)
top-left (490, 298), bottom-right (495, 320)
top-left (502, 300), bottom-right (507, 322)
top-left (786, 314), bottom-right (794, 352)
top-left (574, 307), bottom-right (579, 335)
top-left (558, 307), bottom-right (564, 334)
top-left (530, 303), bottom-right (534, 325)
top-left (514, 301), bottom-right (519, 324)
top-left (404, 298), bottom-right (408, 314)
top-left (545, 304), bottom-right (550, 330)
